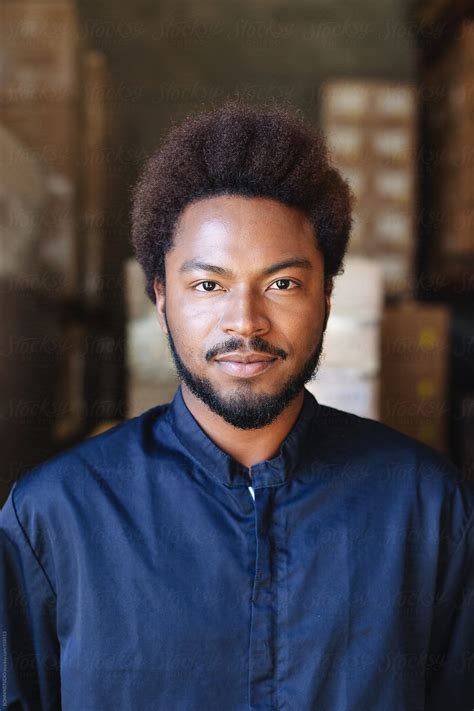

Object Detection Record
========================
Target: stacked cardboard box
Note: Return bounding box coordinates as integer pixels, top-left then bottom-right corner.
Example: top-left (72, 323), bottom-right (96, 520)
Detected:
top-left (79, 50), bottom-right (108, 308)
top-left (422, 21), bottom-right (474, 265)
top-left (306, 256), bottom-right (384, 419)
top-left (321, 80), bottom-right (416, 298)
top-left (125, 258), bottom-right (179, 417)
top-left (0, 123), bottom-right (47, 279)
top-left (0, 125), bottom-right (49, 505)
top-left (0, 0), bottom-right (79, 105)
top-left (0, 0), bottom-right (81, 298)
top-left (380, 301), bottom-right (450, 453)
top-left (0, 3), bottom-right (114, 452)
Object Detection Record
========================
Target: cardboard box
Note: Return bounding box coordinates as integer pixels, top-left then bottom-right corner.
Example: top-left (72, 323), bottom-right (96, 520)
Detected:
top-left (422, 21), bottom-right (474, 258)
top-left (125, 258), bottom-right (153, 321)
top-left (321, 79), bottom-right (417, 297)
top-left (79, 50), bottom-right (108, 306)
top-left (370, 127), bottom-right (414, 167)
top-left (126, 311), bottom-right (177, 383)
top-left (306, 369), bottom-right (379, 420)
top-left (37, 173), bottom-right (79, 298)
top-left (381, 302), bottom-right (449, 367)
top-left (330, 256), bottom-right (384, 321)
top-left (0, 123), bottom-right (47, 277)
top-left (322, 317), bottom-right (380, 375)
top-left (2, 103), bottom-right (79, 180)
top-left (0, 0), bottom-right (79, 104)
top-left (371, 208), bottom-right (413, 249)
top-left (322, 82), bottom-right (372, 122)
top-left (380, 301), bottom-right (450, 452)
top-left (321, 81), bottom-right (416, 127)
top-left (326, 125), bottom-right (366, 164)
top-left (373, 251), bottom-right (413, 300)
top-left (127, 378), bottom-right (179, 418)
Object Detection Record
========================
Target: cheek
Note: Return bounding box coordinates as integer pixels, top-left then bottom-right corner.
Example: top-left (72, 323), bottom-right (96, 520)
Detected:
top-left (171, 289), bottom-right (213, 319)
top-left (167, 294), bottom-right (217, 348)
top-left (282, 299), bottom-right (325, 336)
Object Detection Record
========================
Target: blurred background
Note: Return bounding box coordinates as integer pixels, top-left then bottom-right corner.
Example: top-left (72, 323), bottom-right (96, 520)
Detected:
top-left (1, 0), bottom-right (474, 505)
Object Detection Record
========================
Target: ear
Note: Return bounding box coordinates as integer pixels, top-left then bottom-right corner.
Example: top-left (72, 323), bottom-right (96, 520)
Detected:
top-left (153, 277), bottom-right (168, 335)
top-left (323, 277), bottom-right (333, 328)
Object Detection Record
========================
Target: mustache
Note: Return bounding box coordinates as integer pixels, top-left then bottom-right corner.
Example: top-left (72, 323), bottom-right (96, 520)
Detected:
top-left (205, 337), bottom-right (288, 362)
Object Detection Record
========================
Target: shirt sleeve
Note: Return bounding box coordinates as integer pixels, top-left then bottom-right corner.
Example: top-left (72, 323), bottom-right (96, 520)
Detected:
top-left (0, 483), bottom-right (61, 710)
top-left (424, 489), bottom-right (474, 711)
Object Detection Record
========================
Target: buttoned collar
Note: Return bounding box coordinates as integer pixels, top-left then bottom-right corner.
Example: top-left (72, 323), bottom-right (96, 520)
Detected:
top-left (163, 383), bottom-right (320, 489)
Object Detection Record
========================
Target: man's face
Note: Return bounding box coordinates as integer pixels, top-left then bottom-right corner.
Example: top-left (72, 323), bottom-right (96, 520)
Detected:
top-left (153, 195), bottom-right (331, 429)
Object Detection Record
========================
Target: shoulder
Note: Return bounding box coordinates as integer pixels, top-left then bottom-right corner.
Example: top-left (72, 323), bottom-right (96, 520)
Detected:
top-left (313, 400), bottom-right (448, 465)
top-left (3, 402), bottom-right (171, 518)
top-left (312, 401), bottom-right (474, 526)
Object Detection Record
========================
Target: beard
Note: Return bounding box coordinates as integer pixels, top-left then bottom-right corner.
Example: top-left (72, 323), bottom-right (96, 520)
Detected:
top-left (163, 310), bottom-right (327, 430)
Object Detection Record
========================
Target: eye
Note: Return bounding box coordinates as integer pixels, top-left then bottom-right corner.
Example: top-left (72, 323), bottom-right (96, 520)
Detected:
top-left (269, 278), bottom-right (299, 290)
top-left (193, 280), bottom-right (223, 292)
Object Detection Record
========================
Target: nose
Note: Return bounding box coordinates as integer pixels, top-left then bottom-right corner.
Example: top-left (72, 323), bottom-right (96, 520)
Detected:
top-left (220, 287), bottom-right (271, 338)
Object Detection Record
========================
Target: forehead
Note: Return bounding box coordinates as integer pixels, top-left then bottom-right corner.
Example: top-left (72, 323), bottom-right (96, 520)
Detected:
top-left (170, 195), bottom-right (319, 262)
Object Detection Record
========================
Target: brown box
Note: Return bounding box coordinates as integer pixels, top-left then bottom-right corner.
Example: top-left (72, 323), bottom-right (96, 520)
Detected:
top-left (37, 173), bottom-right (79, 299)
top-left (125, 258), bottom-right (151, 321)
top-left (323, 75), bottom-right (416, 116)
top-left (380, 301), bottom-right (450, 452)
top-left (422, 21), bottom-right (474, 258)
top-left (1, 103), bottom-right (80, 299)
top-left (79, 50), bottom-right (108, 306)
top-left (321, 79), bottom-right (417, 298)
top-left (0, 0), bottom-right (80, 104)
top-left (0, 1), bottom-right (83, 300)
top-left (2, 103), bottom-right (79, 180)
top-left (321, 80), bottom-right (416, 128)
top-left (0, 122), bottom-right (47, 278)
top-left (127, 378), bottom-right (179, 418)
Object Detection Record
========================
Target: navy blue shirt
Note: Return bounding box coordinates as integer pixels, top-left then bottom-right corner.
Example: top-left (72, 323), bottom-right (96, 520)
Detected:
top-left (1, 385), bottom-right (474, 710)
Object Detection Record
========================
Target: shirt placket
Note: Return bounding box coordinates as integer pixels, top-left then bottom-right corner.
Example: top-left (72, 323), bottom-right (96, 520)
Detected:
top-left (248, 480), bottom-right (278, 710)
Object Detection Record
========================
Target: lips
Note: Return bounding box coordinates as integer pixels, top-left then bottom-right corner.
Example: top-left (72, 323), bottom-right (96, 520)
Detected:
top-left (215, 352), bottom-right (276, 364)
top-left (214, 353), bottom-right (277, 378)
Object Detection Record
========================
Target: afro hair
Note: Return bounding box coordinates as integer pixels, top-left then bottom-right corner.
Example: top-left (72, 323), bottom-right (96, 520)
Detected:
top-left (131, 99), bottom-right (354, 303)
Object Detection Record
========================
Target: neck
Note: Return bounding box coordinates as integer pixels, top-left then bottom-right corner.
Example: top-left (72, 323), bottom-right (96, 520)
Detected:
top-left (180, 384), bottom-right (305, 470)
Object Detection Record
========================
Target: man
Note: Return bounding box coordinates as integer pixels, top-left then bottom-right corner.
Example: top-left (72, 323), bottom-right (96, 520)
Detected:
top-left (1, 100), bottom-right (473, 710)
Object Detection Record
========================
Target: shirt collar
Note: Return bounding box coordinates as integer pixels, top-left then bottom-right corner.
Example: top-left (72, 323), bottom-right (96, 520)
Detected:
top-left (163, 383), bottom-right (320, 489)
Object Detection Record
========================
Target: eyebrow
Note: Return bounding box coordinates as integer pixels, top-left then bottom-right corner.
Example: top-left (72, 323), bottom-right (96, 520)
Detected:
top-left (178, 257), bottom-right (313, 277)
